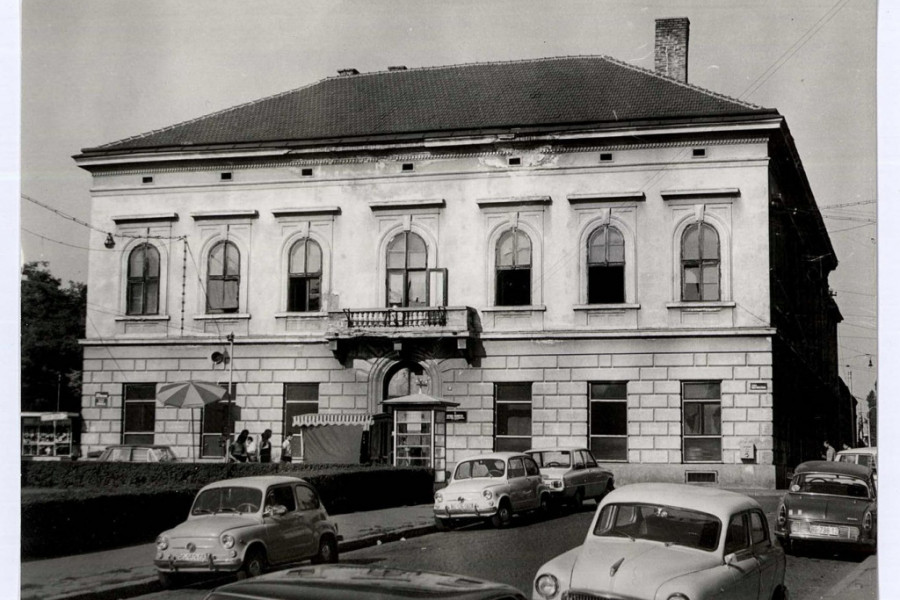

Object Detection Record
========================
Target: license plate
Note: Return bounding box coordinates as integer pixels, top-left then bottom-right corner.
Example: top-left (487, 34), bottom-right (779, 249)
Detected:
top-left (810, 525), bottom-right (839, 536)
top-left (178, 552), bottom-right (208, 562)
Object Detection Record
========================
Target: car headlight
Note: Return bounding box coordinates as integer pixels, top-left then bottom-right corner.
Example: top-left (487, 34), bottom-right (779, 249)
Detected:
top-left (221, 533), bottom-right (235, 549)
top-left (777, 504), bottom-right (786, 527)
top-left (483, 489), bottom-right (493, 500)
top-left (667, 594), bottom-right (690, 600)
top-left (435, 492), bottom-right (443, 503)
top-left (156, 535), bottom-right (168, 551)
top-left (535, 574), bottom-right (559, 599)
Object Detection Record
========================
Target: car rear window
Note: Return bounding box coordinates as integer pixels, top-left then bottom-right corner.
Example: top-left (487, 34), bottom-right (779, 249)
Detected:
top-left (528, 450), bottom-right (571, 468)
top-left (791, 473), bottom-right (869, 497)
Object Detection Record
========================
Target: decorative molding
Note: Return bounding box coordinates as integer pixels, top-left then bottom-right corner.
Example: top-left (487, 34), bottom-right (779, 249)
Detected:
top-left (477, 196), bottom-right (551, 209)
top-left (91, 138), bottom-right (770, 176)
top-left (272, 207), bottom-right (341, 218)
top-left (480, 305), bottom-right (547, 313)
top-left (112, 212), bottom-right (179, 224)
top-left (661, 188), bottom-right (741, 201)
top-left (665, 301), bottom-right (737, 310)
top-left (567, 192), bottom-right (645, 205)
top-left (192, 313), bottom-right (252, 320)
top-left (190, 210), bottom-right (259, 221)
top-left (573, 304), bottom-right (641, 311)
top-left (368, 199), bottom-right (446, 212)
top-left (114, 315), bottom-right (171, 322)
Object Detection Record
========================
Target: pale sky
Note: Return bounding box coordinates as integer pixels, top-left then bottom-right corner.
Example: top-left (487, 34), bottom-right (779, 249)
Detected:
top-left (7, 0), bottom-right (899, 587)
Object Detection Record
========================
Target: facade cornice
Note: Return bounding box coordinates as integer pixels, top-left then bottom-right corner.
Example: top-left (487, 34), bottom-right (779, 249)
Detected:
top-left (661, 188), bottom-right (741, 200)
top-left (477, 196), bottom-right (552, 209)
top-left (87, 134), bottom-right (771, 177)
top-left (272, 207), bottom-right (342, 218)
top-left (568, 192), bottom-right (646, 204)
top-left (190, 210), bottom-right (259, 221)
top-left (112, 212), bottom-right (179, 224)
top-left (368, 199), bottom-right (446, 211)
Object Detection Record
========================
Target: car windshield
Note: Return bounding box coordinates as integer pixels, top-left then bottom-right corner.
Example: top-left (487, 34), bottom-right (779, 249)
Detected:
top-left (192, 487), bottom-right (263, 515)
top-left (593, 503), bottom-right (721, 552)
top-left (791, 473), bottom-right (870, 497)
top-left (528, 451), bottom-right (571, 468)
top-left (454, 459), bottom-right (506, 480)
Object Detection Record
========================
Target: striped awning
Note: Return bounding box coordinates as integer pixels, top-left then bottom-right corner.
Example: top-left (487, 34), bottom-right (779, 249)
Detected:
top-left (293, 413), bottom-right (375, 429)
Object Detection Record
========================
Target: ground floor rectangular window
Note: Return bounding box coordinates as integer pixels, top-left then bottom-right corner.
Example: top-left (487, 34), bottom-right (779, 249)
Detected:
top-left (200, 383), bottom-right (237, 458)
top-left (682, 381), bottom-right (722, 462)
top-left (589, 381), bottom-right (628, 461)
top-left (122, 383), bottom-right (156, 445)
top-left (494, 382), bottom-right (532, 451)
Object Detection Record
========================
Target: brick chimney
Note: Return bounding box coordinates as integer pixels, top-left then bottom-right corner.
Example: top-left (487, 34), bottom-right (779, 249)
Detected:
top-left (654, 17), bottom-right (690, 83)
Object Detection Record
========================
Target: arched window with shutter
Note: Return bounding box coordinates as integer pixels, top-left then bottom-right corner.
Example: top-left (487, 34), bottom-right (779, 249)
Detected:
top-left (126, 243), bottom-right (160, 315)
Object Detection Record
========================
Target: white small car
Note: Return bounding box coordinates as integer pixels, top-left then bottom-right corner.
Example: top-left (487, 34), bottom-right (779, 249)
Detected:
top-left (155, 476), bottom-right (339, 588)
top-left (526, 447), bottom-right (614, 509)
top-left (533, 483), bottom-right (788, 600)
top-left (434, 452), bottom-right (551, 529)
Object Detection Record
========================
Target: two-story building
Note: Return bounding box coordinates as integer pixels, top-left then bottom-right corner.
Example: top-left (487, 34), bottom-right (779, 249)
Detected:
top-left (75, 18), bottom-right (844, 487)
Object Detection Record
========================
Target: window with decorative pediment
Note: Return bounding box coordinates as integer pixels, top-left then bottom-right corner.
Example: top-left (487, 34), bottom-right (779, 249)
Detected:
top-left (207, 241), bottom-right (240, 313)
top-left (126, 243), bottom-right (160, 315)
top-left (681, 223), bottom-right (720, 301)
top-left (587, 225), bottom-right (625, 304)
top-left (495, 228), bottom-right (532, 306)
top-left (288, 238), bottom-right (322, 312)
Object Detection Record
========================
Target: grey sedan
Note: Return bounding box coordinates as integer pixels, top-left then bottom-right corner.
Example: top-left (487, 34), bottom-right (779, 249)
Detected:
top-left (526, 447), bottom-right (614, 509)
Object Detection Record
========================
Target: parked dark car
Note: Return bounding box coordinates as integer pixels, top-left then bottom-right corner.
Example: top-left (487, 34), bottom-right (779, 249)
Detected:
top-left (775, 460), bottom-right (877, 554)
top-left (202, 564), bottom-right (527, 600)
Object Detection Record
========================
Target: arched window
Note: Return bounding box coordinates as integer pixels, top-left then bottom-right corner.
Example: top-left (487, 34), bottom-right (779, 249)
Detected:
top-left (207, 240), bottom-right (240, 313)
top-left (496, 228), bottom-right (531, 306)
top-left (126, 243), bottom-right (160, 315)
top-left (587, 225), bottom-right (625, 304)
top-left (681, 223), bottom-right (720, 301)
top-left (386, 231), bottom-right (427, 307)
top-left (288, 238), bottom-right (322, 312)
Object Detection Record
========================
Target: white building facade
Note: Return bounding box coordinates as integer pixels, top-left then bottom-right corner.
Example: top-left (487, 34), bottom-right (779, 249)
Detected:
top-left (76, 20), bottom-right (843, 488)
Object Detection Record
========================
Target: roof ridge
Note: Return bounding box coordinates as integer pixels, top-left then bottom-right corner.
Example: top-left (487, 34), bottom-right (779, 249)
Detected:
top-left (90, 78), bottom-right (328, 150)
top-left (595, 54), bottom-right (766, 111)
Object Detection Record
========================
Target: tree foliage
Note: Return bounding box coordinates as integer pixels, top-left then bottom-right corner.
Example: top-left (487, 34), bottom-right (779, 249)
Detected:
top-left (21, 262), bottom-right (86, 412)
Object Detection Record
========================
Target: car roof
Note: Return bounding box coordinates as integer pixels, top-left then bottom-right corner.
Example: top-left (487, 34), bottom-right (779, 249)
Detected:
top-left (526, 447), bottom-right (588, 453)
top-left (836, 447), bottom-right (877, 456)
top-left (201, 475), bottom-right (306, 491)
top-left (601, 483), bottom-right (760, 519)
top-left (795, 460), bottom-right (872, 477)
top-left (457, 452), bottom-right (530, 462)
top-left (209, 564), bottom-right (525, 600)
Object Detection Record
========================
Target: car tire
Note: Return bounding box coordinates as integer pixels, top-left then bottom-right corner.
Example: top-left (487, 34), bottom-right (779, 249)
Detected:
top-left (311, 535), bottom-right (339, 564)
top-left (771, 585), bottom-right (788, 600)
top-left (157, 572), bottom-right (183, 590)
top-left (490, 500), bottom-right (512, 528)
top-left (238, 547), bottom-right (267, 579)
top-left (537, 493), bottom-right (551, 518)
top-left (570, 489), bottom-right (584, 511)
top-left (435, 517), bottom-right (454, 531)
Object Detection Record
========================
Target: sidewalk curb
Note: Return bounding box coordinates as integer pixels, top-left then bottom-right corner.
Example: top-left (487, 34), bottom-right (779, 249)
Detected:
top-left (819, 553), bottom-right (877, 600)
top-left (35, 524), bottom-right (439, 600)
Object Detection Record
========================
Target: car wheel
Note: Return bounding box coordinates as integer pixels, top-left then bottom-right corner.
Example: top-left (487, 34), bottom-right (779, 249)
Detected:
top-left (435, 517), bottom-right (454, 531)
top-left (570, 489), bottom-right (584, 511)
top-left (771, 585), bottom-right (788, 600)
top-left (538, 494), bottom-right (551, 518)
top-left (238, 547), bottom-right (267, 579)
top-left (604, 479), bottom-right (615, 497)
top-left (157, 572), bottom-right (183, 590)
top-left (490, 500), bottom-right (512, 528)
top-left (311, 535), bottom-right (339, 564)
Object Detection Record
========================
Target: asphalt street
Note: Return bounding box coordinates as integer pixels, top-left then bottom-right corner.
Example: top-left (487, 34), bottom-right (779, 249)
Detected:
top-left (127, 496), bottom-right (873, 600)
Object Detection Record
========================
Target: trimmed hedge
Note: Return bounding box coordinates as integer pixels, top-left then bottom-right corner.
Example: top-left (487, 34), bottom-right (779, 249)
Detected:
top-left (22, 462), bottom-right (434, 559)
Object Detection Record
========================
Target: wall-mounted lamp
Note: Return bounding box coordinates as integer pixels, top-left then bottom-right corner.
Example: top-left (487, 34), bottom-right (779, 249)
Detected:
top-left (104, 233), bottom-right (116, 249)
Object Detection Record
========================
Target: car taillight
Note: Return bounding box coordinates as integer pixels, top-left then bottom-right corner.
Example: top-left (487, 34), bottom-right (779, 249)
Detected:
top-left (777, 504), bottom-right (786, 527)
top-left (863, 511), bottom-right (873, 531)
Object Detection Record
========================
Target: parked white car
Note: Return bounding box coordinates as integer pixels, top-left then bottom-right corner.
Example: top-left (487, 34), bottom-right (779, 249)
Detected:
top-left (526, 447), bottom-right (614, 509)
top-left (155, 476), bottom-right (340, 588)
top-left (434, 452), bottom-right (550, 529)
top-left (533, 483), bottom-right (788, 600)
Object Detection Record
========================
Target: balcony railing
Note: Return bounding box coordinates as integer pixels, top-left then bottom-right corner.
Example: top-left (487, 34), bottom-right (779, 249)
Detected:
top-left (343, 307), bottom-right (447, 328)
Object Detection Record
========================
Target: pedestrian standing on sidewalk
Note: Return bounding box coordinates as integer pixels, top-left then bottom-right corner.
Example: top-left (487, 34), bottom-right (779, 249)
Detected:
top-left (246, 436), bottom-right (257, 462)
top-left (281, 432), bottom-right (294, 463)
top-left (822, 440), bottom-right (836, 461)
top-left (228, 429), bottom-right (250, 462)
top-left (258, 429), bottom-right (273, 463)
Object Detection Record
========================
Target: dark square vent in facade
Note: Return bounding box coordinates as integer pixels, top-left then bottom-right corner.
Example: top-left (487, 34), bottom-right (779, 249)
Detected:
top-left (401, 163), bottom-right (414, 172)
top-left (221, 172), bottom-right (233, 181)
top-left (301, 168), bottom-right (313, 177)
top-left (685, 471), bottom-right (718, 484)
top-left (600, 153), bottom-right (613, 162)
top-left (692, 148), bottom-right (707, 158)
top-left (142, 176), bottom-right (153, 184)
top-left (508, 157), bottom-right (521, 166)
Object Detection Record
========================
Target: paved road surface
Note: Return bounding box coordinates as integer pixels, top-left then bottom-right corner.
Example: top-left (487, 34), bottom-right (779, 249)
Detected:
top-left (131, 497), bottom-right (873, 600)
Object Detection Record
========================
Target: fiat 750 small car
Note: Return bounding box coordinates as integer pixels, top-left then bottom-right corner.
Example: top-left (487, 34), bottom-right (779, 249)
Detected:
top-left (155, 475), bottom-right (340, 588)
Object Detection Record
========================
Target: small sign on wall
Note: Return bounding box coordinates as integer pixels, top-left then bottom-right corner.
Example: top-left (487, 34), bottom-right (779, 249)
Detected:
top-left (94, 392), bottom-right (109, 407)
top-left (749, 382), bottom-right (768, 391)
top-left (446, 410), bottom-right (468, 423)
